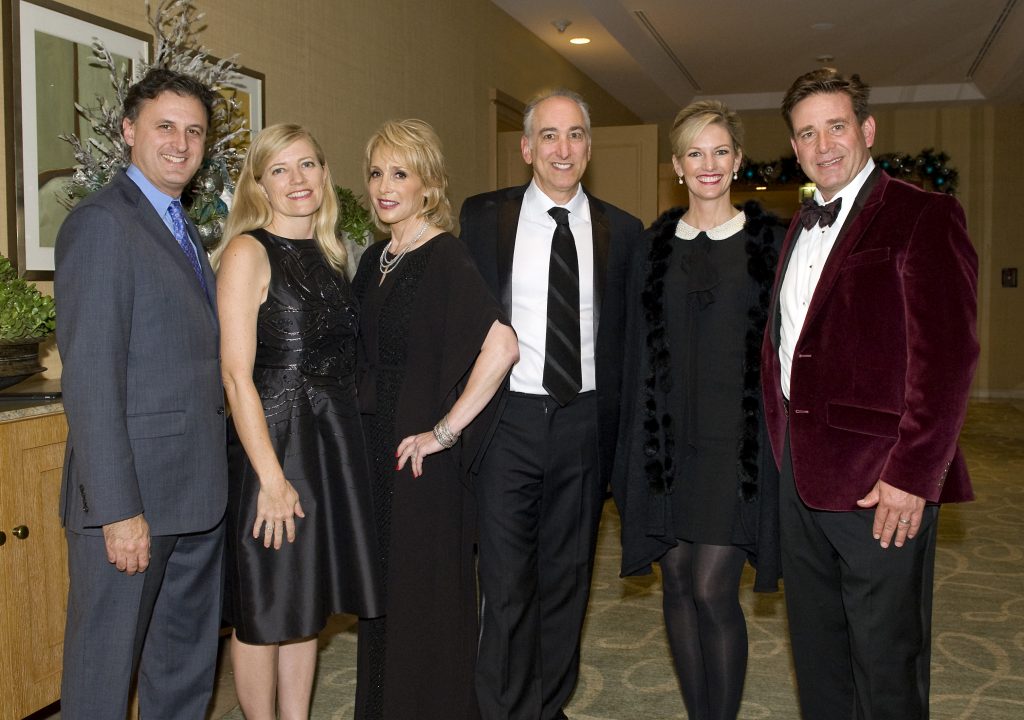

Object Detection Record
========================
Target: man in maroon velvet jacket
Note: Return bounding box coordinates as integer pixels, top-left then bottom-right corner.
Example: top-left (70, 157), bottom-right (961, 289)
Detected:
top-left (761, 68), bottom-right (979, 719)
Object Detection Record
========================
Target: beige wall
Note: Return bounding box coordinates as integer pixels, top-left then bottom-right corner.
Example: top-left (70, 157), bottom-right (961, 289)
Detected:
top-left (2, 0), bottom-right (641, 379)
top-left (3, 1), bottom-right (1022, 395)
top-left (2, 0), bottom-right (639, 215)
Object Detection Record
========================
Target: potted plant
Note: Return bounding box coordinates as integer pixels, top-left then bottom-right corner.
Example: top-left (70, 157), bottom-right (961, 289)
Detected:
top-left (335, 185), bottom-right (377, 278)
top-left (0, 255), bottom-right (56, 389)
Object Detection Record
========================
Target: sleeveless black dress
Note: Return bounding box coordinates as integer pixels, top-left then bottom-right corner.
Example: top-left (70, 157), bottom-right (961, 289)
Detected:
top-left (224, 228), bottom-right (383, 644)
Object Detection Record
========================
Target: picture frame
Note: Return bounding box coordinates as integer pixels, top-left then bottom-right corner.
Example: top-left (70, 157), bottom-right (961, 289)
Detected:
top-left (221, 63), bottom-right (264, 136)
top-left (2, 0), bottom-right (150, 278)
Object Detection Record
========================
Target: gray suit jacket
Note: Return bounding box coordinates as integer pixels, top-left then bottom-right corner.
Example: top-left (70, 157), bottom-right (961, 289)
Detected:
top-left (55, 170), bottom-right (228, 536)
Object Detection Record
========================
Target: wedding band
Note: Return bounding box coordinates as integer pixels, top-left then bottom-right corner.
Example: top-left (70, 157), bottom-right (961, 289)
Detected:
top-left (898, 518), bottom-right (911, 525)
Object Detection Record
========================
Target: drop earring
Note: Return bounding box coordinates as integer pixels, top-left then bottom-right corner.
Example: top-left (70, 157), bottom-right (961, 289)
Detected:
top-left (677, 175), bottom-right (684, 185)
top-left (733, 171), bottom-right (738, 181)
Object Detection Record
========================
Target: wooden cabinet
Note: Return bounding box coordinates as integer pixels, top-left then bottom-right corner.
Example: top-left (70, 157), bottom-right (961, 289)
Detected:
top-left (0, 408), bottom-right (68, 720)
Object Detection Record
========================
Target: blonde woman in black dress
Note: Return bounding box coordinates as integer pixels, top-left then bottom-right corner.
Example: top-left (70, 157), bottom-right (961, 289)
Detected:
top-left (613, 101), bottom-right (781, 720)
top-left (352, 119), bottom-right (518, 720)
top-left (215, 124), bottom-right (382, 719)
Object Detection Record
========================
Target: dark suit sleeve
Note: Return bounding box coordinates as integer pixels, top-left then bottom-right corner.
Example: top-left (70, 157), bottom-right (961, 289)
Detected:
top-left (457, 193), bottom-right (501, 292)
top-left (595, 209), bottom-right (644, 486)
top-left (55, 203), bottom-right (143, 527)
top-left (458, 195), bottom-right (486, 255)
top-left (880, 194), bottom-right (978, 497)
top-left (610, 232), bottom-right (649, 532)
top-left (600, 211), bottom-right (643, 393)
top-left (458, 195), bottom-right (480, 240)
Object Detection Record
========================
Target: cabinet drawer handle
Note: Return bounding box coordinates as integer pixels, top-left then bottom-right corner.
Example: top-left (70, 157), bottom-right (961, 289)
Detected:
top-left (12, 525), bottom-right (29, 540)
top-left (0, 530), bottom-right (6, 545)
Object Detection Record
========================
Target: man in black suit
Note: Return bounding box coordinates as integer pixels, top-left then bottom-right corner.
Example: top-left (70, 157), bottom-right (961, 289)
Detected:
top-left (55, 68), bottom-right (228, 718)
top-left (460, 89), bottom-right (642, 720)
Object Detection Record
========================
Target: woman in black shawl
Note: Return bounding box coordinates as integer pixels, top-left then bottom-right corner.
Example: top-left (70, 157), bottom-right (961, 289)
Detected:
top-left (352, 118), bottom-right (518, 720)
top-left (612, 101), bottom-right (781, 720)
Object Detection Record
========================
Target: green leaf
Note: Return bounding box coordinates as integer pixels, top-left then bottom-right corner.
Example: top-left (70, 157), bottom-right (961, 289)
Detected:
top-left (335, 185), bottom-right (374, 246)
top-left (0, 256), bottom-right (56, 340)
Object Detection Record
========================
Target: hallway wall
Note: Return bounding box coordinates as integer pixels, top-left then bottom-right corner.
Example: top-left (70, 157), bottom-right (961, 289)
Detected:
top-left (3, 1), bottom-right (1021, 395)
top-left (1, 0), bottom-right (642, 379)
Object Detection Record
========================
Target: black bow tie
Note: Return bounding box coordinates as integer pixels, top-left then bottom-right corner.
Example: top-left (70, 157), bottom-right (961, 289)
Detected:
top-left (799, 197), bottom-right (842, 230)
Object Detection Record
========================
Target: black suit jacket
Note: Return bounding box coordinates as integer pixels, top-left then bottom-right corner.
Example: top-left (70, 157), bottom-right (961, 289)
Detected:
top-left (459, 184), bottom-right (642, 485)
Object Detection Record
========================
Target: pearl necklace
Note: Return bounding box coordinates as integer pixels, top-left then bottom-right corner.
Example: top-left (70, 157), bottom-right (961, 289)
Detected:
top-left (379, 221), bottom-right (430, 283)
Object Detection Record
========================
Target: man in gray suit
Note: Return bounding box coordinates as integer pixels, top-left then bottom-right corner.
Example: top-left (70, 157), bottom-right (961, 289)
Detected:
top-left (55, 68), bottom-right (228, 719)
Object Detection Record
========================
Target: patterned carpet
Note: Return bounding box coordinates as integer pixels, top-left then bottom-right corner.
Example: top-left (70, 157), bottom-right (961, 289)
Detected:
top-left (213, 400), bottom-right (1024, 719)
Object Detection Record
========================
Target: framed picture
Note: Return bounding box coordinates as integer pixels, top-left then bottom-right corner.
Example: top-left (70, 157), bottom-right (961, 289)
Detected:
top-left (3, 0), bottom-right (150, 278)
top-left (221, 63), bottom-right (264, 136)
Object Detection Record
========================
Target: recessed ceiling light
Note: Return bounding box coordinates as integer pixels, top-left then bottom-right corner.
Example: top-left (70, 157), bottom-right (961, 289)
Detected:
top-left (569, 37), bottom-right (591, 45)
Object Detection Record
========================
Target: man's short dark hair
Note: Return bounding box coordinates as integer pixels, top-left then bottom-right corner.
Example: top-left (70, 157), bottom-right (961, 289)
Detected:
top-left (781, 69), bottom-right (871, 135)
top-left (122, 67), bottom-right (216, 126)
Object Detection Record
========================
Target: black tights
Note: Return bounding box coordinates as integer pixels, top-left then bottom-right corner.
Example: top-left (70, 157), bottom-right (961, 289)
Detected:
top-left (659, 541), bottom-right (748, 720)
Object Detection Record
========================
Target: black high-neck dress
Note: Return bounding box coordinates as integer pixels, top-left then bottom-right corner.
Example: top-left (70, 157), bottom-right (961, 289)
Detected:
top-left (613, 204), bottom-right (782, 591)
top-left (224, 228), bottom-right (383, 644)
top-left (352, 232), bottom-right (506, 720)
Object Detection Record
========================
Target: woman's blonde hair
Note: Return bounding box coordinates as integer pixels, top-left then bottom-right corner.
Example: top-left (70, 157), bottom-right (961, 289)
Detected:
top-left (213, 123), bottom-right (344, 271)
top-left (669, 100), bottom-right (745, 161)
top-left (363, 119), bottom-right (453, 232)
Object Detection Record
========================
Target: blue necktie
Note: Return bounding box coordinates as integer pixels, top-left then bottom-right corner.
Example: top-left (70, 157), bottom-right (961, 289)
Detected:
top-left (167, 200), bottom-right (208, 294)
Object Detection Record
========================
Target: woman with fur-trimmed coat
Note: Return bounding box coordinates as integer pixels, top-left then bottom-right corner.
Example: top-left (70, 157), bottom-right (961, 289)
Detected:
top-left (611, 101), bottom-right (781, 720)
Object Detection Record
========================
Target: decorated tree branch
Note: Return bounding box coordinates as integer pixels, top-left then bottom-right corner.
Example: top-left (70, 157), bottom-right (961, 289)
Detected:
top-left (60, 0), bottom-right (246, 245)
top-left (57, 0), bottom-right (373, 250)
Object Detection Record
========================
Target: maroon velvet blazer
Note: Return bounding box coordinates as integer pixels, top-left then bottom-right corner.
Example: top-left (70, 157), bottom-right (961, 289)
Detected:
top-left (761, 168), bottom-right (979, 510)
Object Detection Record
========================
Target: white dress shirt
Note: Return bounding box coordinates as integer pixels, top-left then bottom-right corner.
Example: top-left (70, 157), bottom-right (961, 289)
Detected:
top-left (780, 158), bottom-right (876, 399)
top-left (509, 180), bottom-right (596, 394)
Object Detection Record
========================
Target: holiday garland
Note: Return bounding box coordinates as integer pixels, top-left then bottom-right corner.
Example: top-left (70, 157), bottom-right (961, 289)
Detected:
top-left (876, 149), bottom-right (958, 194)
top-left (736, 149), bottom-right (959, 195)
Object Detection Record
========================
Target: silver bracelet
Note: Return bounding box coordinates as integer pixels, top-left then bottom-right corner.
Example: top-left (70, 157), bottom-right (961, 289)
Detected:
top-left (432, 413), bottom-right (460, 449)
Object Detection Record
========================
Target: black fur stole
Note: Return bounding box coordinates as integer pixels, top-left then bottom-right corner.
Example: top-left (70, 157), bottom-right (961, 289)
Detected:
top-left (641, 200), bottom-right (778, 500)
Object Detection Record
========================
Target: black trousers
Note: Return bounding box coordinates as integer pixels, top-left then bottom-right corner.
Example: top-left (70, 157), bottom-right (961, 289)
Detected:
top-left (475, 392), bottom-right (602, 720)
top-left (779, 431), bottom-right (938, 720)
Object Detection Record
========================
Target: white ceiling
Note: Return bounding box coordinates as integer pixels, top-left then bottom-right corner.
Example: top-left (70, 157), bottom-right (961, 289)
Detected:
top-left (491, 0), bottom-right (1024, 122)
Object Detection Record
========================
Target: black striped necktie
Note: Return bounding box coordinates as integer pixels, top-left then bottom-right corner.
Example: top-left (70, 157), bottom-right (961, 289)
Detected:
top-left (544, 207), bottom-right (582, 406)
